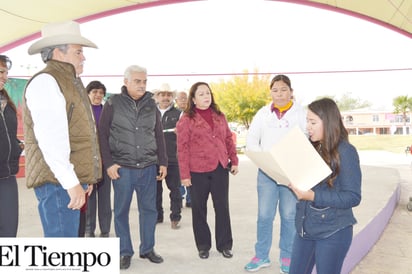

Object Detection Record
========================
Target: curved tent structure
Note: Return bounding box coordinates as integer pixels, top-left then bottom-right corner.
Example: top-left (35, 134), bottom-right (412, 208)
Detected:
top-left (0, 0), bottom-right (411, 53)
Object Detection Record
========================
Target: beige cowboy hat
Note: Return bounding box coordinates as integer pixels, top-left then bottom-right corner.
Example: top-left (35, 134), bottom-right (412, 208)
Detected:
top-left (28, 21), bottom-right (97, 55)
top-left (152, 83), bottom-right (177, 97)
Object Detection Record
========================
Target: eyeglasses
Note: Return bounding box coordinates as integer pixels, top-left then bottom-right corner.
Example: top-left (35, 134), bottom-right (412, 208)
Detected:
top-left (0, 55), bottom-right (12, 70)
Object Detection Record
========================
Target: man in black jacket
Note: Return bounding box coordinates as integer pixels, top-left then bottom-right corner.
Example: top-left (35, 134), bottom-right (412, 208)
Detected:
top-left (98, 65), bottom-right (167, 270)
top-left (153, 83), bottom-right (182, 229)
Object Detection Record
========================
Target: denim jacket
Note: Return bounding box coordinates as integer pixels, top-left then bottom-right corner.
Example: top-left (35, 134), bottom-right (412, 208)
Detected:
top-left (295, 141), bottom-right (362, 240)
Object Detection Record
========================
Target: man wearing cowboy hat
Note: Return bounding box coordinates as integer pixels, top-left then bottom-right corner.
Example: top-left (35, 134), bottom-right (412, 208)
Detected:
top-left (23, 21), bottom-right (102, 237)
top-left (153, 83), bottom-right (183, 229)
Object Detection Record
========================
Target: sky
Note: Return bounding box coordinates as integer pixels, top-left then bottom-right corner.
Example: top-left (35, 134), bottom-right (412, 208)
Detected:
top-left (4, 0), bottom-right (412, 109)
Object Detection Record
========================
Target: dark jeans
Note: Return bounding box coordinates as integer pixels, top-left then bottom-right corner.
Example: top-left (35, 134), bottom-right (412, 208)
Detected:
top-left (85, 170), bottom-right (112, 235)
top-left (156, 164), bottom-right (182, 221)
top-left (179, 185), bottom-right (191, 203)
top-left (190, 164), bottom-right (232, 252)
top-left (0, 176), bottom-right (18, 237)
top-left (289, 225), bottom-right (353, 274)
top-left (113, 165), bottom-right (157, 256)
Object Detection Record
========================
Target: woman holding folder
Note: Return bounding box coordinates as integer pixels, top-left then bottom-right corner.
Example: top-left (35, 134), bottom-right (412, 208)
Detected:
top-left (288, 98), bottom-right (362, 274)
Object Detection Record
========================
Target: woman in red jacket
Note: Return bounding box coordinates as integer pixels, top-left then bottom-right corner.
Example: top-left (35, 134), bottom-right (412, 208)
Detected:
top-left (176, 82), bottom-right (239, 259)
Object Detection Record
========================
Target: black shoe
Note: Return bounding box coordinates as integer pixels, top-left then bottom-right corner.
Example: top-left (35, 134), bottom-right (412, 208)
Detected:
top-left (220, 249), bottom-right (233, 258)
top-left (185, 202), bottom-right (191, 208)
top-left (157, 218), bottom-right (163, 224)
top-left (198, 250), bottom-right (209, 259)
top-left (139, 250), bottom-right (164, 263)
top-left (120, 255), bottom-right (131, 269)
top-left (100, 232), bottom-right (109, 238)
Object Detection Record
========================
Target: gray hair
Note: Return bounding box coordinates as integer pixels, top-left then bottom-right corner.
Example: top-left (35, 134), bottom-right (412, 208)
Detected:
top-left (40, 44), bottom-right (69, 63)
top-left (124, 65), bottom-right (147, 81)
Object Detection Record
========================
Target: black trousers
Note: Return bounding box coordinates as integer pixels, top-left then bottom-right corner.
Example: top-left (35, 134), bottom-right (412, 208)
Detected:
top-left (85, 170), bottom-right (112, 235)
top-left (156, 164), bottom-right (182, 221)
top-left (0, 176), bottom-right (18, 237)
top-left (190, 164), bottom-right (233, 252)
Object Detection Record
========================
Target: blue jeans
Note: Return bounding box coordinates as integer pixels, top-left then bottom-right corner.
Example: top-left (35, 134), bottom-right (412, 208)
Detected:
top-left (255, 170), bottom-right (297, 260)
top-left (34, 182), bottom-right (85, 237)
top-left (112, 165), bottom-right (157, 257)
top-left (289, 225), bottom-right (353, 274)
top-left (180, 185), bottom-right (191, 203)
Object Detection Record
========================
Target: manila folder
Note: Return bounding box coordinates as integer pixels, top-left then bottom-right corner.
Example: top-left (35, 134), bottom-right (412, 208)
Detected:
top-left (245, 126), bottom-right (331, 191)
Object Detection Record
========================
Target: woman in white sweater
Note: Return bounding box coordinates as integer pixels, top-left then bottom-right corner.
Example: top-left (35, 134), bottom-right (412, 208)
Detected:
top-left (244, 74), bottom-right (306, 273)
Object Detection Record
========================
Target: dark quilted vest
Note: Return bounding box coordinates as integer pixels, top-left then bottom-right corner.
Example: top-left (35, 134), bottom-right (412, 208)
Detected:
top-left (108, 90), bottom-right (158, 168)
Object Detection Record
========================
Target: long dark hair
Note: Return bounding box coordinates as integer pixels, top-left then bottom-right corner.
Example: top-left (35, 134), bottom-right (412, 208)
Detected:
top-left (0, 55), bottom-right (17, 113)
top-left (184, 82), bottom-right (222, 118)
top-left (0, 89), bottom-right (17, 113)
top-left (308, 98), bottom-right (348, 187)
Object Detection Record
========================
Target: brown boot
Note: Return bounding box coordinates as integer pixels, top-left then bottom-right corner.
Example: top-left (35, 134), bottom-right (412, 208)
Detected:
top-left (171, 221), bottom-right (180, 229)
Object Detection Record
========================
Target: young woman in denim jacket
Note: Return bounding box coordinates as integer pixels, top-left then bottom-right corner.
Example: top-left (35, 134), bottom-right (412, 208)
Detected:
top-left (288, 98), bottom-right (362, 274)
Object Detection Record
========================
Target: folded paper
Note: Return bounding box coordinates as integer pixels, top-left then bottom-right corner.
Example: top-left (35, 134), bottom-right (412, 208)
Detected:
top-left (245, 126), bottom-right (331, 191)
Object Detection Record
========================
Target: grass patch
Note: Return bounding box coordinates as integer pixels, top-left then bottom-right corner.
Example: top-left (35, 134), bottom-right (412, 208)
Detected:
top-left (349, 135), bottom-right (412, 154)
top-left (236, 134), bottom-right (412, 154)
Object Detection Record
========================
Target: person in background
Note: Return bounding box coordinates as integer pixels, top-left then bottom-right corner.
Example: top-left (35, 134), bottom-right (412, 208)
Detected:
top-left (175, 91), bottom-right (187, 111)
top-left (175, 91), bottom-right (191, 207)
top-left (176, 82), bottom-right (239, 260)
top-left (23, 21), bottom-right (101, 237)
top-left (99, 65), bottom-right (167, 270)
top-left (288, 98), bottom-right (362, 274)
top-left (245, 75), bottom-right (306, 273)
top-left (83, 80), bottom-right (112, 238)
top-left (154, 83), bottom-right (182, 229)
top-left (0, 55), bottom-right (23, 237)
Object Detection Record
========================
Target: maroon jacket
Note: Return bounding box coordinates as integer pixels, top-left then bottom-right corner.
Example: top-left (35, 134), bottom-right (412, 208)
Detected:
top-left (176, 110), bottom-right (238, 180)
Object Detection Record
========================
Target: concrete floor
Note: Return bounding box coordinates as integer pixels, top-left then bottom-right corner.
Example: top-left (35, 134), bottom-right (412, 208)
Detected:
top-left (15, 151), bottom-right (412, 274)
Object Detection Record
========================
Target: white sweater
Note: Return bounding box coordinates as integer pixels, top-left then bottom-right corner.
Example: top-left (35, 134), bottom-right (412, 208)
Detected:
top-left (246, 102), bottom-right (307, 151)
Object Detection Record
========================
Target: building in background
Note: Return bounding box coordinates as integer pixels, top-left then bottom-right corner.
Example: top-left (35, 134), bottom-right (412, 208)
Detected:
top-left (342, 108), bottom-right (411, 135)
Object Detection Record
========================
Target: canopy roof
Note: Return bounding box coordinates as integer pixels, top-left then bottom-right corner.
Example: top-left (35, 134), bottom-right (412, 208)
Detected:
top-left (1, 0), bottom-right (411, 53)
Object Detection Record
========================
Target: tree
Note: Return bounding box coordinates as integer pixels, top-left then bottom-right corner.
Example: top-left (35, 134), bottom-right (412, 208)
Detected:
top-left (316, 92), bottom-right (371, 111)
top-left (211, 71), bottom-right (271, 129)
top-left (393, 95), bottom-right (412, 125)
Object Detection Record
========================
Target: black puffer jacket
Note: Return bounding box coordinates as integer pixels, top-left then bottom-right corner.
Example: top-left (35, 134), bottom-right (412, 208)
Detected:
top-left (0, 100), bottom-right (22, 178)
top-left (161, 106), bottom-right (181, 164)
